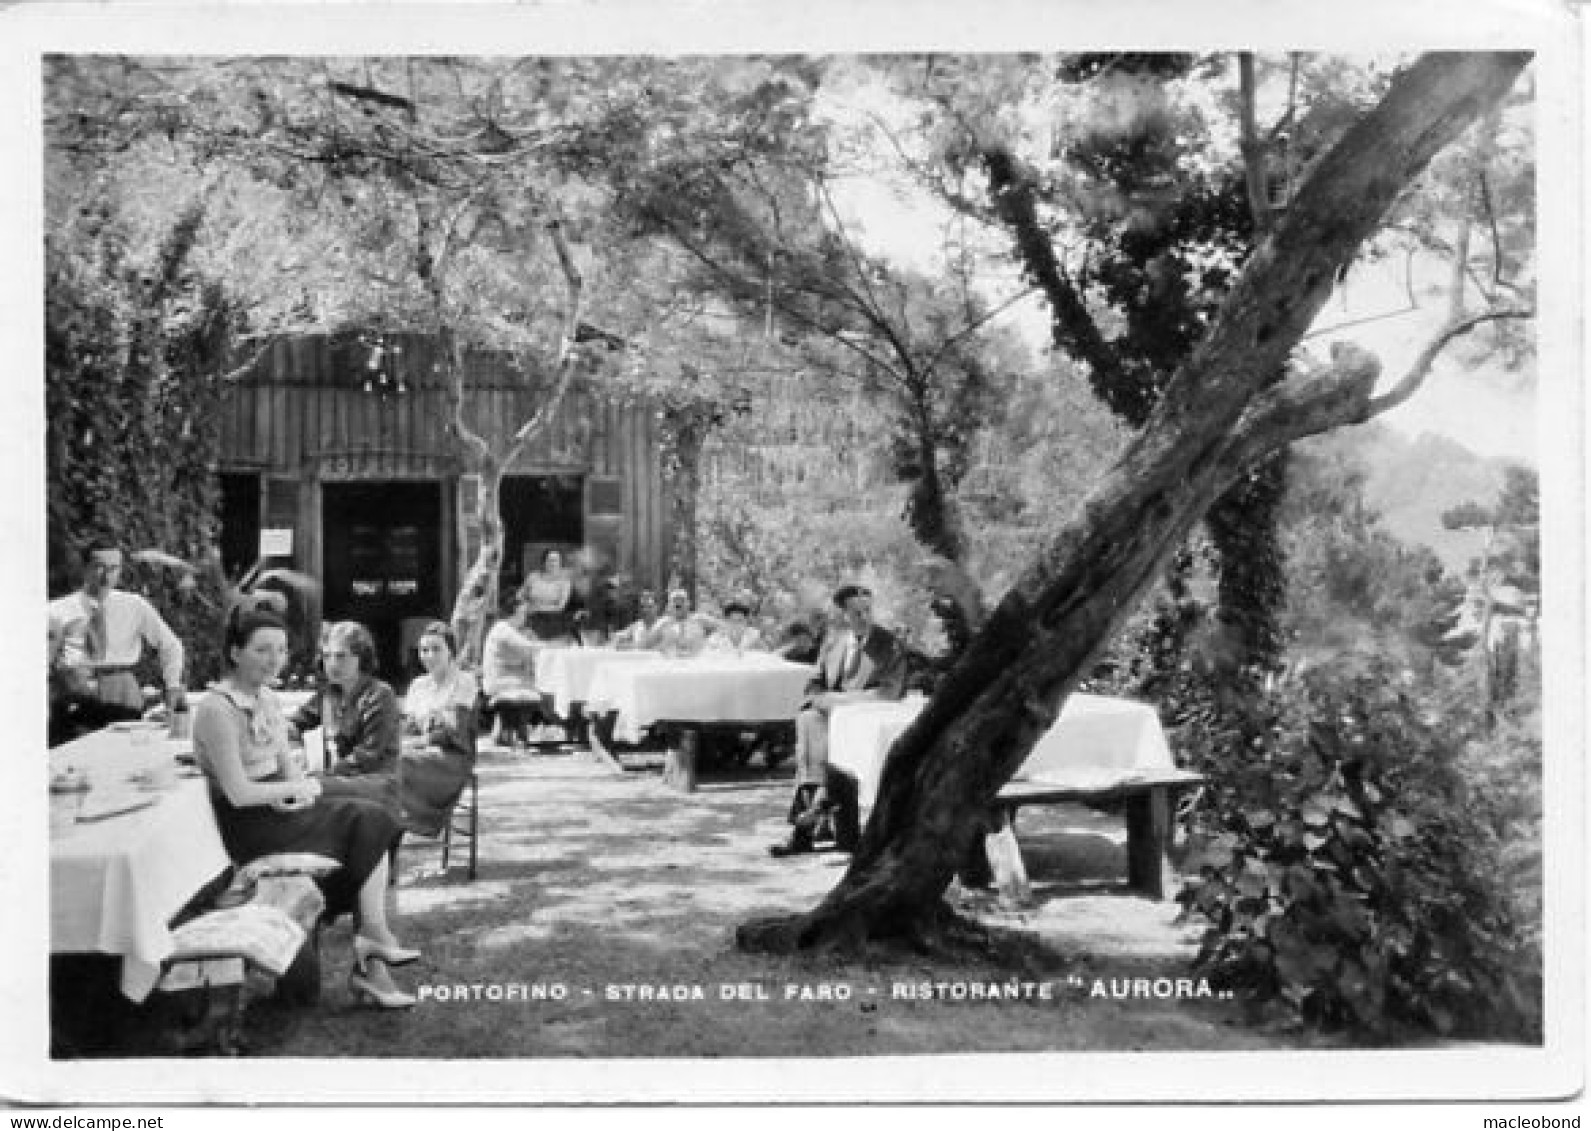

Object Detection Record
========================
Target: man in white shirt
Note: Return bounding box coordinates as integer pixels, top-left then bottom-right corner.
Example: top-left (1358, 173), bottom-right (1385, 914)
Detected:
top-left (47, 540), bottom-right (187, 715)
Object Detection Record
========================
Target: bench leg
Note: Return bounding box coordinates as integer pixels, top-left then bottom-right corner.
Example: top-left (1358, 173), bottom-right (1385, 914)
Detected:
top-left (983, 806), bottom-right (1032, 907)
top-left (1124, 786), bottom-right (1175, 900)
top-left (274, 925), bottom-right (323, 1006)
top-left (662, 727), bottom-right (699, 793)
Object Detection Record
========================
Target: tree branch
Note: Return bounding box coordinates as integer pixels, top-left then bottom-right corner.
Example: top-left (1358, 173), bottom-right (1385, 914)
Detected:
top-left (1238, 54), bottom-right (1274, 233)
top-left (649, 208), bottom-right (912, 388)
top-left (918, 285), bottom-right (1038, 376)
top-left (1366, 307), bottom-right (1533, 415)
top-left (505, 199), bottom-right (585, 454)
top-left (1229, 306), bottom-right (1533, 472)
top-left (1478, 167), bottom-right (1507, 292)
top-left (981, 144), bottom-right (1123, 387)
top-left (215, 340), bottom-right (276, 386)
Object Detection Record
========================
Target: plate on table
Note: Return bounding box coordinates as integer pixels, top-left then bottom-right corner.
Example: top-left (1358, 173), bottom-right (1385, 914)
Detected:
top-left (76, 793), bottom-right (159, 822)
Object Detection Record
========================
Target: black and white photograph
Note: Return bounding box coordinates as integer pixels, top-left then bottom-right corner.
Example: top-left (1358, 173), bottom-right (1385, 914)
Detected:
top-left (1, 0), bottom-right (1583, 1118)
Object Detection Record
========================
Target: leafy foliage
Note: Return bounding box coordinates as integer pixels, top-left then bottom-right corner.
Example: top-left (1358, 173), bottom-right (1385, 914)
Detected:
top-left (45, 184), bottom-right (237, 684)
top-left (1442, 463), bottom-right (1540, 590)
top-left (1086, 421), bottom-right (1542, 1044)
top-left (1172, 659), bottom-right (1541, 1042)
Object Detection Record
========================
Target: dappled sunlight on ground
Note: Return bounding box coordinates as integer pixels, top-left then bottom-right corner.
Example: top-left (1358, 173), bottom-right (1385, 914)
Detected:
top-left (222, 737), bottom-right (1323, 1057)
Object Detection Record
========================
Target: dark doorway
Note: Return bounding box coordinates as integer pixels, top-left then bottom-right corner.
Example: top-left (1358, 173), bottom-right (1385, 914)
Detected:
top-left (322, 482), bottom-right (443, 682)
top-left (218, 473), bottom-right (262, 583)
top-left (500, 474), bottom-right (584, 593)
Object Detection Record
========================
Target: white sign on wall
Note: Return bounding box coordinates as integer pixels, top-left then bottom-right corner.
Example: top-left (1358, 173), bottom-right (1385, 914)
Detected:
top-left (259, 528), bottom-right (294, 558)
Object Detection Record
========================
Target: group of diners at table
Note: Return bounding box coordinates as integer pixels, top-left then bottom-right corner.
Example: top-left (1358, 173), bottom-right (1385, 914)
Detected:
top-left (49, 536), bottom-right (1202, 1038)
top-left (46, 537), bottom-right (916, 1014)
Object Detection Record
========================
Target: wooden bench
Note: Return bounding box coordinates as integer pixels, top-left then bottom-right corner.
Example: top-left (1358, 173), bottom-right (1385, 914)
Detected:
top-left (659, 720), bottom-right (796, 792)
top-left (984, 768), bottom-right (1205, 904)
top-left (585, 713), bottom-right (788, 790)
top-left (150, 859), bottom-right (331, 1054)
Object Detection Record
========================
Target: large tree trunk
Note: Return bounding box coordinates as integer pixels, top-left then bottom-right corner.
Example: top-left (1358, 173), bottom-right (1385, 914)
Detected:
top-left (737, 51), bottom-right (1530, 953)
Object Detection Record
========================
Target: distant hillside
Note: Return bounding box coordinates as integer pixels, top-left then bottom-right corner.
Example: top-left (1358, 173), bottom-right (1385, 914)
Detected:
top-left (1296, 423), bottom-right (1518, 577)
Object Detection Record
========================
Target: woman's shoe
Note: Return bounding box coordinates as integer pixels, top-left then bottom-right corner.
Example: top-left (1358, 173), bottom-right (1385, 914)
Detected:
top-left (354, 934), bottom-right (421, 970)
top-left (348, 969), bottom-right (416, 1010)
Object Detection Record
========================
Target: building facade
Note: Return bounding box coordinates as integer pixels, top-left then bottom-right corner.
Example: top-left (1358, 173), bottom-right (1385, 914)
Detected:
top-left (217, 331), bottom-right (665, 676)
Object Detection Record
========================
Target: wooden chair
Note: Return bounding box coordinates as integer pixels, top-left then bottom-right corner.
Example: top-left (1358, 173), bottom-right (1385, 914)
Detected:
top-left (440, 768), bottom-right (479, 880)
top-left (394, 703), bottom-right (481, 882)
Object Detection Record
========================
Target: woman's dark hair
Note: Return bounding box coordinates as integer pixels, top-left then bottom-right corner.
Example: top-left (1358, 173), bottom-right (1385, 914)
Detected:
top-left (326, 620), bottom-right (379, 675)
top-left (831, 583), bottom-right (870, 609)
top-left (420, 620), bottom-right (457, 656)
top-left (224, 605), bottom-right (289, 669)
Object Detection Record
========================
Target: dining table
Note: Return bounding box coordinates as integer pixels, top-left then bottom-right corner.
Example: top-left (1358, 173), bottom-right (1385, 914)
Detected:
top-left (828, 691), bottom-right (1180, 809)
top-left (534, 646), bottom-right (662, 719)
top-left (49, 720), bottom-right (231, 1001)
top-left (826, 691), bottom-right (1199, 901)
top-left (583, 650), bottom-right (815, 789)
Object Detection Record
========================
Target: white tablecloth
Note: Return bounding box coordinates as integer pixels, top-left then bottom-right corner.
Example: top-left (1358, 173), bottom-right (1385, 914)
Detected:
top-left (50, 725), bottom-right (231, 1001)
top-left (534, 647), bottom-right (662, 717)
top-left (828, 692), bottom-right (1176, 808)
top-left (584, 653), bottom-right (815, 744)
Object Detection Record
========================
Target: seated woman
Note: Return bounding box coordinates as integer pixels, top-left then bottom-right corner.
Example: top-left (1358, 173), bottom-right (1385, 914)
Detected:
top-left (642, 588), bottom-right (712, 656)
top-left (518, 548), bottom-right (575, 642)
top-left (193, 603), bottom-right (418, 1009)
top-left (400, 621), bottom-right (478, 837)
top-left (706, 600), bottom-right (764, 652)
top-left (610, 589), bottom-right (660, 650)
top-left (287, 621), bottom-right (401, 816)
top-left (481, 599), bottom-right (554, 746)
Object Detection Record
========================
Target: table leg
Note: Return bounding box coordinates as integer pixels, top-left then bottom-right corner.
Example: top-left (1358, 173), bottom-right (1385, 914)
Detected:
top-left (583, 709), bottom-right (626, 773)
top-left (663, 726), bottom-right (699, 793)
top-left (1124, 786), bottom-right (1175, 900)
top-left (983, 805), bottom-right (1032, 907)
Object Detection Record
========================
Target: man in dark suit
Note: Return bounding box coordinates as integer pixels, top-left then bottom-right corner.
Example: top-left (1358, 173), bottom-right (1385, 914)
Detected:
top-left (770, 584), bottom-right (906, 857)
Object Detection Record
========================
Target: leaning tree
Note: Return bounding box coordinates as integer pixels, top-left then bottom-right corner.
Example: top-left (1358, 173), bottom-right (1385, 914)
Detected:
top-left (736, 51), bottom-right (1534, 952)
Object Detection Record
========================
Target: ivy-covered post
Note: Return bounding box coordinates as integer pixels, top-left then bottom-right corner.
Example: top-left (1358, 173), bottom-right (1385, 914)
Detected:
top-left (657, 396), bottom-right (724, 601)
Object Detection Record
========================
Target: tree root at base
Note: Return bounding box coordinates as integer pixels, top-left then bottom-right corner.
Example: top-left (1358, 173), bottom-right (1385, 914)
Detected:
top-left (735, 897), bottom-right (1054, 972)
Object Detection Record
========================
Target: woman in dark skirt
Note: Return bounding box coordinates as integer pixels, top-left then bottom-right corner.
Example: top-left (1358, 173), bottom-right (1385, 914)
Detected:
top-left (193, 604), bottom-right (419, 1009)
top-left (399, 620), bottom-right (478, 837)
top-left (518, 548), bottom-right (575, 641)
top-left (287, 621), bottom-right (401, 817)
